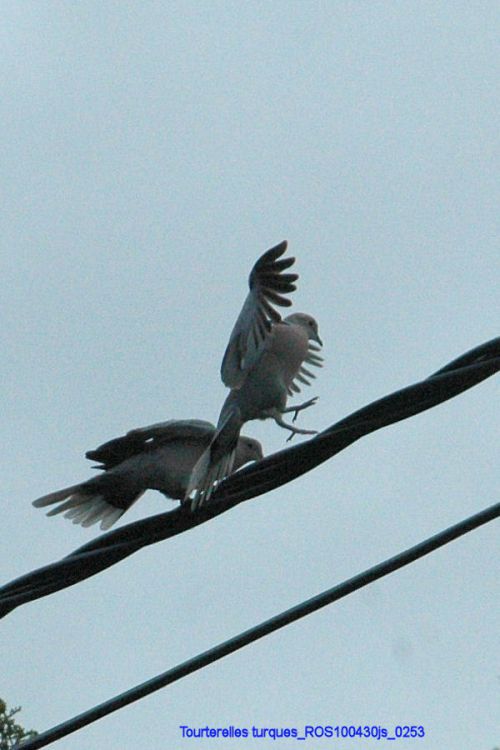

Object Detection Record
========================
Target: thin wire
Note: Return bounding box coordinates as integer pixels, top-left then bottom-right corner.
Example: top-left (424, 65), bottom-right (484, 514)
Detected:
top-left (0, 336), bottom-right (498, 618)
top-left (19, 500), bottom-right (500, 750)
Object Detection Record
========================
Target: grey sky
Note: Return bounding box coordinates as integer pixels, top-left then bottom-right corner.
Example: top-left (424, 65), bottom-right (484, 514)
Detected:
top-left (1, 2), bottom-right (498, 749)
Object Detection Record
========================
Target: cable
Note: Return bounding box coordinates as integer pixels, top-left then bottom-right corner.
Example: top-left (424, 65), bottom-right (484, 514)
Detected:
top-left (19, 500), bottom-right (500, 750)
top-left (0, 336), bottom-right (498, 618)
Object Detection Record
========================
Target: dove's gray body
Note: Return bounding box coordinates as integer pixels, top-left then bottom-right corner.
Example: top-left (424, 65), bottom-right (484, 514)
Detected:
top-left (33, 420), bottom-right (262, 530)
top-left (218, 317), bottom-right (313, 431)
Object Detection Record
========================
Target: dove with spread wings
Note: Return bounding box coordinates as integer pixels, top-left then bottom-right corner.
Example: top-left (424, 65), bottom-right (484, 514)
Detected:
top-left (186, 241), bottom-right (323, 510)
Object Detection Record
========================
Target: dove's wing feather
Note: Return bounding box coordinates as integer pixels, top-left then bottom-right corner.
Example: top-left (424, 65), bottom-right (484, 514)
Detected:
top-left (220, 241), bottom-right (298, 389)
top-left (86, 419), bottom-right (215, 469)
top-left (126, 419), bottom-right (215, 443)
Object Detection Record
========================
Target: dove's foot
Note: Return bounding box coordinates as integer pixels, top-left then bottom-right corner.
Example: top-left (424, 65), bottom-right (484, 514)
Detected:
top-left (282, 396), bottom-right (318, 422)
top-left (271, 413), bottom-right (318, 442)
top-left (285, 425), bottom-right (318, 443)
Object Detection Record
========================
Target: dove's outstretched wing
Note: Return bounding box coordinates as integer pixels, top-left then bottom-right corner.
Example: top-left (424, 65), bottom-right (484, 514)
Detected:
top-left (220, 241), bottom-right (298, 389)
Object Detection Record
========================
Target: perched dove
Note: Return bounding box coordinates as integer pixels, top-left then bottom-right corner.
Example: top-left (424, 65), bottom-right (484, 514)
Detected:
top-left (33, 420), bottom-right (263, 530)
top-left (187, 241), bottom-right (323, 509)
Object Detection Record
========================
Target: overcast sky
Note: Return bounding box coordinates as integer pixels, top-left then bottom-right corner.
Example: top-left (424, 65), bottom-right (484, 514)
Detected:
top-left (1, 2), bottom-right (498, 749)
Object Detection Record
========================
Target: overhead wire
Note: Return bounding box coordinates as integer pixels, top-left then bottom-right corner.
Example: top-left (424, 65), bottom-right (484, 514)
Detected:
top-left (19, 499), bottom-right (500, 750)
top-left (0, 335), bottom-right (498, 619)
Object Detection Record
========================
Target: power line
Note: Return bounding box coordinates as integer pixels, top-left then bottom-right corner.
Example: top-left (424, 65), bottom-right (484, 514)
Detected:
top-left (19, 500), bottom-right (500, 750)
top-left (1, 335), bottom-right (498, 619)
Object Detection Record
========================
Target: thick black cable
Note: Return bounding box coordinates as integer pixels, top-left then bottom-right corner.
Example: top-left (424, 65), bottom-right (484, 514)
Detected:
top-left (19, 500), bottom-right (500, 750)
top-left (1, 336), bottom-right (498, 618)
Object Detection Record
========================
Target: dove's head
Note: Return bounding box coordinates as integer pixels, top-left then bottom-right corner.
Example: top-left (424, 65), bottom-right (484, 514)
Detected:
top-left (285, 313), bottom-right (323, 346)
top-left (235, 435), bottom-right (264, 469)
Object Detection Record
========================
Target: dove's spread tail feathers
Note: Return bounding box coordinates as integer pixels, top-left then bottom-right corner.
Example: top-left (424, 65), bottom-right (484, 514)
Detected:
top-left (185, 409), bottom-right (243, 511)
top-left (185, 443), bottom-right (237, 511)
top-left (32, 482), bottom-right (143, 531)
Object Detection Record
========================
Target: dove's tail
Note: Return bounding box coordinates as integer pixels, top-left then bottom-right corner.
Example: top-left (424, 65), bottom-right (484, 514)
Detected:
top-left (32, 481), bottom-right (143, 531)
top-left (185, 409), bottom-right (242, 511)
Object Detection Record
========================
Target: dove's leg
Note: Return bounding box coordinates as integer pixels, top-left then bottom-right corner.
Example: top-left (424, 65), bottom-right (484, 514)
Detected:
top-left (270, 410), bottom-right (318, 442)
top-left (282, 397), bottom-right (318, 422)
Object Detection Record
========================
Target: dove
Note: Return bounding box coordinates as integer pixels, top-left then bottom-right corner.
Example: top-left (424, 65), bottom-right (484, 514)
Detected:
top-left (33, 420), bottom-right (263, 530)
top-left (186, 241), bottom-right (323, 509)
